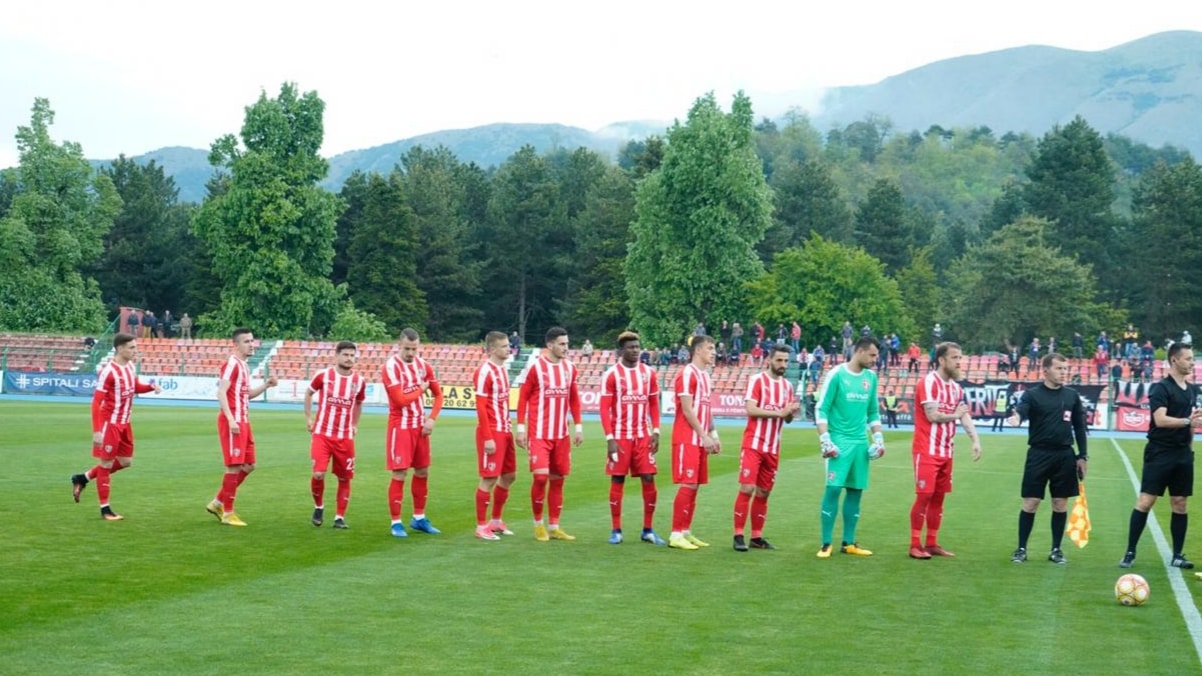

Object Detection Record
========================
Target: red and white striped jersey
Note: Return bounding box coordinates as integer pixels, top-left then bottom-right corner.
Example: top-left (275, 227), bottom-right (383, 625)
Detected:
top-left (309, 367), bottom-right (366, 440)
top-left (93, 361), bottom-right (142, 426)
top-left (741, 372), bottom-right (795, 456)
top-left (518, 357), bottom-right (580, 440)
top-left (913, 370), bottom-right (964, 458)
top-left (672, 363), bottom-right (713, 447)
top-left (474, 360), bottom-right (511, 433)
top-left (382, 355), bottom-right (437, 429)
top-left (600, 362), bottom-right (660, 440)
top-left (219, 355), bottom-right (251, 423)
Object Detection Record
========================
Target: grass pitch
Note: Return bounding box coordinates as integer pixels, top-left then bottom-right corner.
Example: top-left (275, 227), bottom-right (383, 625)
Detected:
top-left (1, 400), bottom-right (1200, 674)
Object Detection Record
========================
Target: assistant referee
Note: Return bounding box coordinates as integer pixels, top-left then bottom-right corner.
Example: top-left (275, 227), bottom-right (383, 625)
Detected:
top-left (1007, 353), bottom-right (1089, 565)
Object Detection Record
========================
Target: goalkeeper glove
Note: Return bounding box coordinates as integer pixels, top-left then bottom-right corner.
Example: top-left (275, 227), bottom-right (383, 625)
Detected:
top-left (868, 432), bottom-right (885, 460)
top-left (819, 432), bottom-right (839, 459)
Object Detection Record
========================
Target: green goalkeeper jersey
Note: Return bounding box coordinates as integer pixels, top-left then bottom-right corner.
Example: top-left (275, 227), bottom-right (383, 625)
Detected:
top-left (816, 363), bottom-right (880, 447)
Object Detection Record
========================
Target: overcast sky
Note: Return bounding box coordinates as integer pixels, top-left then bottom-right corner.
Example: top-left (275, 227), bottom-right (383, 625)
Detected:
top-left (2, 1), bottom-right (1199, 168)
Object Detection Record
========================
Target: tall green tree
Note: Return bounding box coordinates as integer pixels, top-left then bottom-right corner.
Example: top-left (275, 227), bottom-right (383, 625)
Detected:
top-left (945, 216), bottom-right (1117, 351)
top-left (345, 172), bottom-right (427, 333)
top-left (855, 178), bottom-right (910, 274)
top-left (398, 146), bottom-right (485, 341)
top-left (744, 235), bottom-right (912, 348)
top-left (626, 91), bottom-right (773, 346)
top-left (332, 170), bottom-right (369, 288)
top-left (191, 83), bottom-right (342, 338)
top-left (0, 98), bottom-right (118, 331)
top-left (1126, 157), bottom-right (1202, 340)
top-left (894, 245), bottom-right (941, 340)
top-left (91, 156), bottom-right (194, 314)
top-left (1023, 116), bottom-right (1116, 279)
top-left (761, 158), bottom-right (854, 258)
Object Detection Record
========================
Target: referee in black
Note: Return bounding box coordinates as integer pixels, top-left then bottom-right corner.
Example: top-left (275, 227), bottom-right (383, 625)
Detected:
top-left (1119, 341), bottom-right (1202, 569)
top-left (1007, 352), bottom-right (1089, 564)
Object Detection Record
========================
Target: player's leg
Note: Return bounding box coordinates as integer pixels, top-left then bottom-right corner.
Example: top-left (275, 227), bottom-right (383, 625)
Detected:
top-left (489, 433), bottom-right (517, 535)
top-left (409, 431), bottom-right (440, 534)
top-left (331, 442), bottom-right (354, 529)
top-left (838, 449), bottom-right (872, 555)
top-left (529, 438), bottom-right (551, 540)
top-left (547, 438), bottom-right (574, 540)
top-left (923, 458), bottom-right (955, 556)
top-left (668, 444), bottom-right (701, 550)
top-left (1168, 457), bottom-right (1194, 567)
top-left (630, 438), bottom-right (663, 544)
top-left (1013, 452), bottom-right (1047, 561)
top-left (682, 451), bottom-right (709, 547)
top-left (310, 435), bottom-right (331, 526)
top-left (473, 426), bottom-right (502, 540)
top-left (1046, 453), bottom-right (1078, 563)
top-left (909, 453), bottom-right (934, 557)
top-left (748, 455), bottom-right (777, 548)
top-left (733, 448), bottom-right (758, 549)
top-left (386, 424), bottom-right (413, 537)
top-left (1122, 453), bottom-right (1165, 566)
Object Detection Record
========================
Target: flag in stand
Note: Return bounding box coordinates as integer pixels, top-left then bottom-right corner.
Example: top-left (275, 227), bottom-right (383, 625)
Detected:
top-left (1066, 482), bottom-right (1091, 548)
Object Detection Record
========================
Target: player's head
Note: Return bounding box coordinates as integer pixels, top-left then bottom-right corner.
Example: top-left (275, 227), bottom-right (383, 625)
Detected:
top-left (231, 328), bottom-right (254, 357)
top-left (935, 342), bottom-right (963, 380)
top-left (545, 326), bottom-right (569, 361)
top-left (852, 336), bottom-right (879, 369)
top-left (1168, 342), bottom-right (1194, 375)
top-left (1042, 352), bottom-right (1069, 387)
top-left (335, 340), bottom-right (357, 372)
top-left (690, 334), bottom-right (715, 366)
top-left (113, 332), bottom-right (138, 362)
top-left (398, 327), bottom-right (420, 363)
top-left (485, 331), bottom-right (509, 361)
top-left (767, 344), bottom-right (790, 377)
top-left (617, 331), bottom-right (641, 366)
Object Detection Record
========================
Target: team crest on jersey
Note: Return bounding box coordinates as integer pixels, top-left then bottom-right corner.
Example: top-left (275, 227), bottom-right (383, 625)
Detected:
top-left (686, 469), bottom-right (694, 478)
top-left (827, 471), bottom-right (836, 481)
top-left (862, 380), bottom-right (869, 391)
top-left (917, 479), bottom-right (926, 489)
top-left (105, 445), bottom-right (113, 453)
top-left (742, 468), bottom-right (750, 477)
top-left (1062, 411), bottom-right (1071, 422)
top-left (486, 461), bottom-right (496, 471)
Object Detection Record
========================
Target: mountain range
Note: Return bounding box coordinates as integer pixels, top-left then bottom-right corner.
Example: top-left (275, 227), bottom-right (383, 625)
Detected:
top-left (95, 30), bottom-right (1202, 204)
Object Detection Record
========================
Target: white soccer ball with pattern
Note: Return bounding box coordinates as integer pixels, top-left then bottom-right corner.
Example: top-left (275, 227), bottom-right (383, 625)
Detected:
top-left (1115, 574), bottom-right (1149, 606)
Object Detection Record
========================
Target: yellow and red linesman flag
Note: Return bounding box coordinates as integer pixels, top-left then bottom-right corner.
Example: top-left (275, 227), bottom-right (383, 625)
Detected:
top-left (1066, 482), bottom-right (1091, 548)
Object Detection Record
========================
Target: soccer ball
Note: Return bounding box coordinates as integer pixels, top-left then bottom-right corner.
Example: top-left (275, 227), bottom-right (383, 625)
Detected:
top-left (1115, 574), bottom-right (1149, 606)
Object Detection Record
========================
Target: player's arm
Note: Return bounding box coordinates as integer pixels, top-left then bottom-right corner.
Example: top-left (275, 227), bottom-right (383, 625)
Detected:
top-left (649, 375), bottom-right (662, 453)
top-left (134, 379), bottom-right (160, 395)
top-left (569, 375), bottom-right (583, 446)
top-left (958, 406), bottom-right (983, 462)
top-left (515, 371), bottom-right (536, 448)
top-left (248, 377), bottom-right (275, 399)
top-left (352, 389), bottom-right (364, 437)
top-left (90, 387), bottom-right (106, 444)
top-left (303, 387), bottom-right (317, 432)
top-left (386, 382), bottom-right (427, 408)
top-left (678, 393), bottom-right (716, 451)
top-left (474, 384), bottom-right (497, 454)
top-left (217, 376), bottom-right (236, 429)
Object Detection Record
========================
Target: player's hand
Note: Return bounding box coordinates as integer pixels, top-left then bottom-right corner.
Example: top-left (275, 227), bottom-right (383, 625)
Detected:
top-left (92, 431), bottom-right (103, 446)
top-left (418, 379), bottom-right (429, 393)
top-left (230, 420), bottom-right (241, 436)
top-left (649, 433), bottom-right (660, 455)
top-left (350, 425), bottom-right (357, 438)
top-left (152, 383), bottom-right (163, 394)
top-left (868, 432), bottom-right (885, 461)
top-left (607, 439), bottom-right (619, 464)
top-left (265, 376), bottom-right (279, 388)
top-left (971, 440), bottom-right (982, 462)
top-left (701, 434), bottom-right (717, 453)
top-left (516, 430), bottom-right (528, 449)
top-left (819, 432), bottom-right (839, 459)
top-left (305, 417), bottom-right (314, 433)
top-left (483, 439), bottom-right (496, 455)
top-left (1007, 414), bottom-right (1021, 427)
top-left (421, 418), bottom-right (436, 437)
top-left (574, 429), bottom-right (584, 447)
top-left (953, 403), bottom-right (969, 419)
top-left (1190, 408), bottom-right (1202, 428)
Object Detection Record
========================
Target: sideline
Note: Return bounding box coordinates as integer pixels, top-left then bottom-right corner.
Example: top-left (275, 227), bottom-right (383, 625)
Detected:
top-left (1111, 437), bottom-right (1202, 666)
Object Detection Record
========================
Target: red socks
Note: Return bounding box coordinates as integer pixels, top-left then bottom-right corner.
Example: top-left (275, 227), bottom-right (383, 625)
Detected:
top-left (475, 488), bottom-right (490, 526)
top-left (221, 472), bottom-right (240, 512)
top-left (95, 466), bottom-right (111, 505)
top-left (548, 477), bottom-right (565, 526)
top-left (491, 485), bottom-right (509, 521)
top-left (672, 486), bottom-right (697, 532)
top-left (531, 474), bottom-right (548, 522)
top-left (926, 492), bottom-right (946, 546)
top-left (610, 482), bottom-right (624, 530)
top-left (910, 493), bottom-right (933, 547)
top-left (411, 475), bottom-right (428, 515)
top-left (641, 481), bottom-right (657, 531)
top-left (750, 495), bottom-right (768, 538)
top-left (336, 478), bottom-right (350, 518)
top-left (388, 478), bottom-right (405, 521)
top-left (311, 477), bottom-right (325, 507)
top-left (733, 491), bottom-right (752, 535)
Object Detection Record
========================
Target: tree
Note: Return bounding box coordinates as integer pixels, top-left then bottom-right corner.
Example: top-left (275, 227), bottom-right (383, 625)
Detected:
top-left (617, 136), bottom-right (666, 179)
top-left (626, 91), bottom-right (773, 346)
top-left (945, 216), bottom-right (1118, 351)
top-left (855, 178), bottom-right (910, 274)
top-left (894, 246), bottom-right (941, 341)
top-left (0, 98), bottom-right (118, 331)
top-left (744, 235), bottom-right (912, 348)
top-left (332, 170), bottom-right (369, 288)
top-left (1023, 116), bottom-right (1117, 278)
top-left (398, 146), bottom-right (486, 341)
top-left (761, 158), bottom-right (853, 258)
top-left (345, 172), bottom-right (427, 333)
top-left (1126, 157), bottom-right (1202, 340)
top-left (91, 156), bottom-right (194, 314)
top-left (191, 83), bottom-right (342, 338)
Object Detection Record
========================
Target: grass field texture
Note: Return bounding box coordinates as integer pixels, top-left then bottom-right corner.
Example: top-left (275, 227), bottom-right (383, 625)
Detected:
top-left (2, 400), bottom-right (1200, 674)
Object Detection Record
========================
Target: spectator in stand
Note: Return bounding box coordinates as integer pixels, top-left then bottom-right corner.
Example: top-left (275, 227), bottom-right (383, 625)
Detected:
top-left (932, 323), bottom-right (943, 342)
top-left (142, 311), bottom-right (157, 339)
top-left (791, 321), bottom-right (802, 353)
top-left (731, 322), bottom-right (744, 354)
top-left (126, 311), bottom-right (140, 337)
top-left (860, 324), bottom-right (872, 337)
top-left (1047, 337), bottom-right (1057, 356)
top-left (1007, 342), bottom-right (1021, 377)
top-left (1097, 331), bottom-right (1110, 358)
top-left (658, 349), bottom-right (670, 367)
top-left (1123, 324), bottom-right (1139, 355)
top-left (1071, 332), bottom-right (1084, 359)
top-left (677, 345), bottom-right (689, 364)
top-left (162, 310), bottom-right (174, 338)
top-left (693, 322), bottom-right (707, 337)
top-left (750, 342), bottom-right (764, 367)
top-left (1110, 359), bottom-right (1123, 390)
top-left (841, 321), bottom-right (854, 362)
top-left (509, 331), bottom-right (521, 356)
top-left (775, 323), bottom-right (787, 346)
top-left (1093, 346), bottom-right (1108, 380)
top-left (716, 342), bottom-right (728, 367)
top-left (640, 348), bottom-right (651, 366)
top-left (830, 337), bottom-right (840, 364)
top-left (753, 321), bottom-right (766, 346)
top-left (179, 313), bottom-right (193, 340)
top-left (907, 342), bottom-right (922, 373)
top-left (812, 345), bottom-right (825, 376)
top-left (581, 339), bottom-right (595, 359)
top-left (890, 333), bottom-right (902, 367)
top-left (719, 320), bottom-right (732, 349)
top-left (1027, 338), bottom-right (1042, 375)
top-left (1183, 330), bottom-right (1193, 346)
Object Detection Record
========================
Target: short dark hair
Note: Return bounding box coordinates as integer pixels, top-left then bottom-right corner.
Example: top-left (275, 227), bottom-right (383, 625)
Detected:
top-left (335, 340), bottom-right (357, 353)
top-left (399, 327), bottom-right (420, 342)
top-left (1169, 342), bottom-right (1193, 363)
top-left (1042, 352), bottom-right (1067, 369)
top-left (113, 333), bottom-right (135, 348)
top-left (545, 326), bottom-right (568, 345)
top-left (485, 331), bottom-right (508, 348)
top-left (689, 334), bottom-right (714, 356)
top-left (854, 336), bottom-right (879, 352)
top-left (617, 331), bottom-right (640, 349)
top-left (232, 327), bottom-right (252, 342)
top-left (934, 342), bottom-right (961, 363)
top-left (770, 344), bottom-right (791, 358)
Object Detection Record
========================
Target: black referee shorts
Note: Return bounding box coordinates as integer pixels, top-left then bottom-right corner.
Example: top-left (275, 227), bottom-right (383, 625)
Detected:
top-left (1021, 448), bottom-right (1080, 499)
top-left (1140, 445), bottom-right (1194, 497)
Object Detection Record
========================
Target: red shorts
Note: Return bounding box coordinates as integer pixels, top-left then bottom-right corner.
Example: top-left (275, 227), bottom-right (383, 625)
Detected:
top-left (476, 427), bottom-right (516, 478)
top-left (311, 435), bottom-right (356, 479)
top-left (528, 437), bottom-right (571, 476)
top-left (672, 443), bottom-right (709, 485)
top-left (738, 447), bottom-right (779, 491)
top-left (218, 416), bottom-right (255, 466)
top-left (913, 453), bottom-right (953, 494)
top-left (93, 423), bottom-right (134, 460)
top-left (386, 424), bottom-right (430, 471)
top-left (606, 437), bottom-right (659, 477)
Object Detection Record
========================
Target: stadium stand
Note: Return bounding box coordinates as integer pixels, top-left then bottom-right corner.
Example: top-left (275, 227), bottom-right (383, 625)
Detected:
top-left (0, 334), bottom-right (91, 372)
